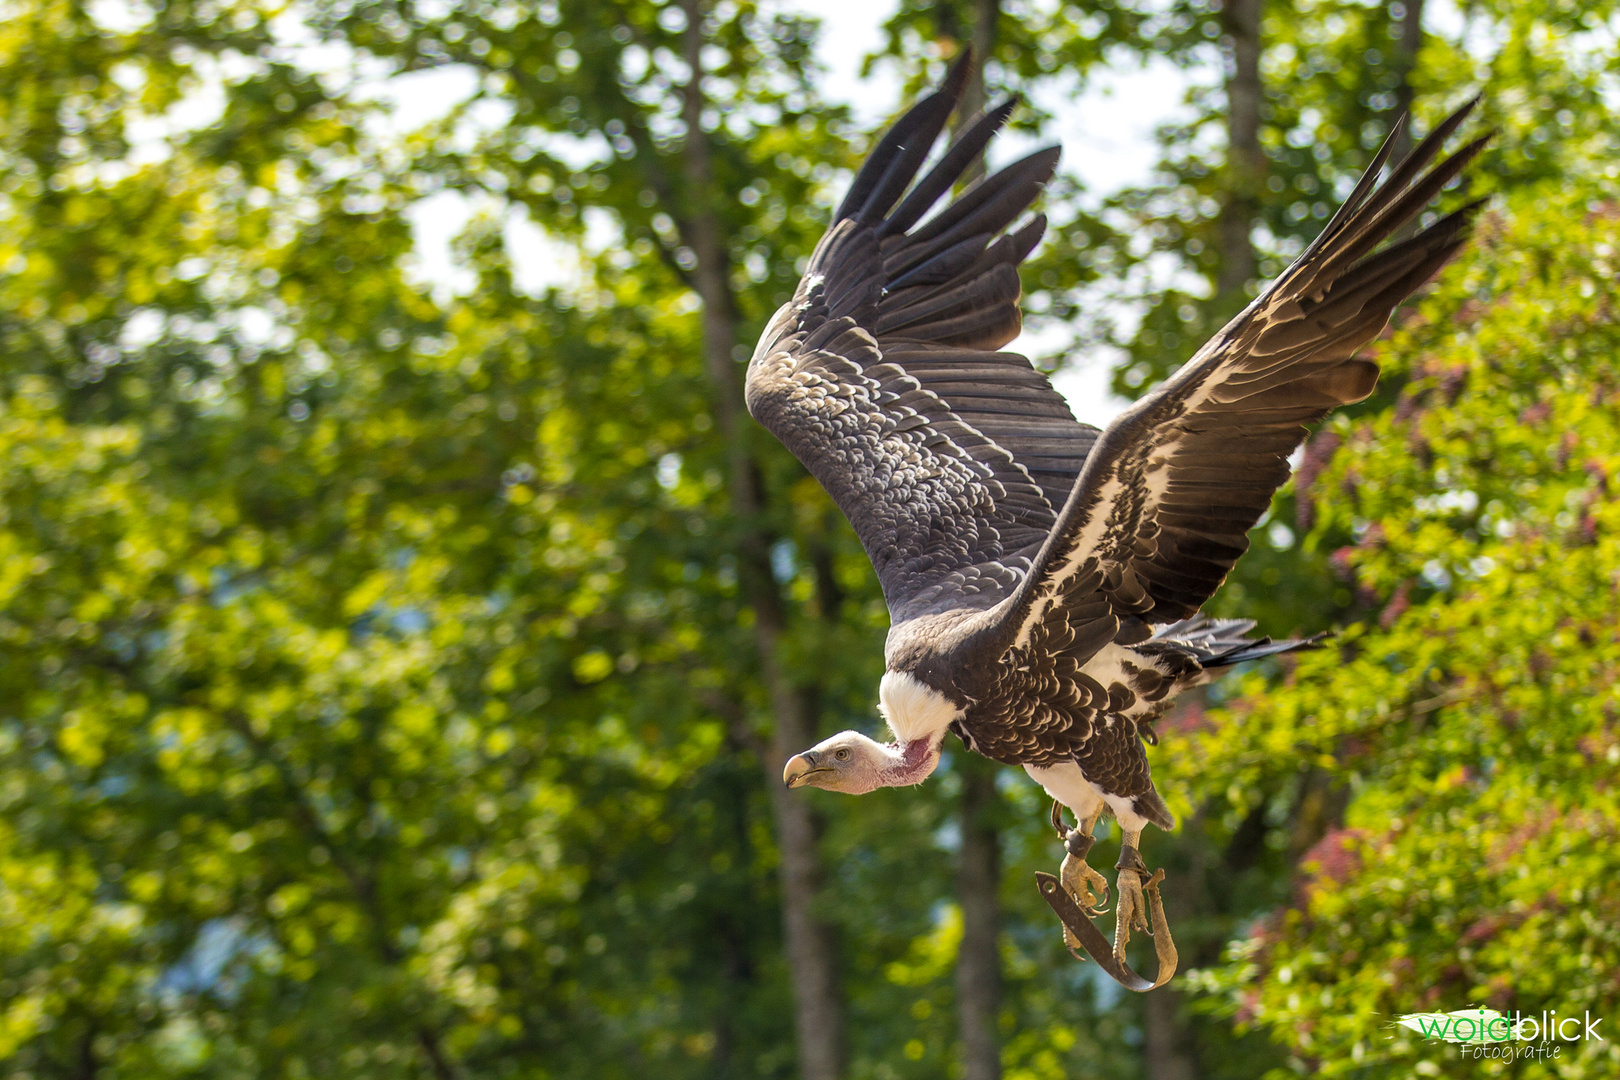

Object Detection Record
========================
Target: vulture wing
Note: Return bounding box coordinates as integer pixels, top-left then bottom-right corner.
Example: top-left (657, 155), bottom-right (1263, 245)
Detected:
top-left (1006, 100), bottom-right (1489, 659)
top-left (746, 58), bottom-right (1099, 624)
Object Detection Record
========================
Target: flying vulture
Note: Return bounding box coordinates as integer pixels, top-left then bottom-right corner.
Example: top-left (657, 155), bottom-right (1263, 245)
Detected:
top-left (749, 56), bottom-right (1486, 976)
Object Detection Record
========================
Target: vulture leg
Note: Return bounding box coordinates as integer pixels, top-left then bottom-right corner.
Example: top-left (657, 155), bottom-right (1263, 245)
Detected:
top-left (1039, 804), bottom-right (1179, 989)
top-left (1113, 828), bottom-right (1158, 964)
top-left (1052, 800), bottom-right (1110, 934)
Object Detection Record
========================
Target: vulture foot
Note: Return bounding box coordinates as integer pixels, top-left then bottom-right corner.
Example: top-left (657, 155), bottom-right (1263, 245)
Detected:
top-left (1036, 815), bottom-right (1178, 991)
top-left (1112, 835), bottom-right (1163, 964)
top-left (1051, 801), bottom-right (1109, 952)
top-left (1061, 852), bottom-right (1110, 922)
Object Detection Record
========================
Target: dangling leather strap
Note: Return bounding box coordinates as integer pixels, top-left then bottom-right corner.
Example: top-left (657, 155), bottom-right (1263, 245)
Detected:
top-left (1035, 870), bottom-right (1178, 992)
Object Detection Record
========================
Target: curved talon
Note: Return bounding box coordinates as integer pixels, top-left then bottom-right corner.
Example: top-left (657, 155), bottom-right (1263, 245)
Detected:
top-left (1141, 869), bottom-right (1165, 937)
top-left (1060, 850), bottom-right (1110, 917)
top-left (1053, 800), bottom-right (1105, 923)
top-left (1113, 869), bottom-right (1148, 962)
top-left (1112, 842), bottom-right (1154, 963)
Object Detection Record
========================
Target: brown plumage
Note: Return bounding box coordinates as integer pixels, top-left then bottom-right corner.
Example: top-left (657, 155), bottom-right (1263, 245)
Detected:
top-left (755, 55), bottom-right (1488, 970)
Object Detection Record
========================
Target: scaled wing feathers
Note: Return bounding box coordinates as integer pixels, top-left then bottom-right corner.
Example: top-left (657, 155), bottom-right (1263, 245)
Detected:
top-left (745, 55), bottom-right (1098, 623)
top-left (1008, 99), bottom-right (1488, 654)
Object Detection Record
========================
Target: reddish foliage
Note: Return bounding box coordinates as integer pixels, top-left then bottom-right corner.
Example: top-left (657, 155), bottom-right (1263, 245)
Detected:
top-left (1438, 364), bottom-right (1470, 404)
top-left (1247, 911), bottom-right (1278, 951)
top-left (1296, 828), bottom-right (1366, 908)
top-left (1406, 429), bottom-right (1432, 467)
top-left (1578, 728), bottom-right (1617, 763)
top-left (1392, 389), bottom-right (1427, 424)
top-left (1489, 804), bottom-right (1563, 871)
top-left (1160, 699), bottom-right (1212, 737)
top-left (1519, 401), bottom-right (1552, 425)
top-left (1556, 430), bottom-right (1579, 470)
top-left (1582, 200), bottom-right (1620, 223)
top-left (1462, 914), bottom-right (1505, 945)
top-left (1584, 457), bottom-right (1610, 493)
top-left (1451, 298), bottom-right (1487, 325)
top-left (1379, 580), bottom-right (1411, 629)
top-left (1236, 989), bottom-right (1262, 1026)
top-left (1486, 975), bottom-right (1515, 1011)
top-left (1294, 431), bottom-right (1342, 533)
top-left (1338, 734), bottom-right (1373, 761)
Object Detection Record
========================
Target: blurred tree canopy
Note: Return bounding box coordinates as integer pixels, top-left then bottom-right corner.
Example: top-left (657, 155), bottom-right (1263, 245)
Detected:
top-left (1, 1), bottom-right (1618, 1079)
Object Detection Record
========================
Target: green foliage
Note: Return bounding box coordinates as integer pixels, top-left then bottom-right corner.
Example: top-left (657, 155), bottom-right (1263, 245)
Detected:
top-left (1174, 174), bottom-right (1620, 1077)
top-left (5, 1), bottom-right (1620, 1078)
top-left (0, 2), bottom-right (1125, 1077)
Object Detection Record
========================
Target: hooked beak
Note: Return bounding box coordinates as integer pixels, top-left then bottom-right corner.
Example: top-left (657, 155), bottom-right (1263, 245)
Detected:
top-left (783, 752), bottom-right (829, 789)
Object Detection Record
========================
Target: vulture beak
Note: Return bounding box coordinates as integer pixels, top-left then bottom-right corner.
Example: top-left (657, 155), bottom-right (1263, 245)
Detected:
top-left (783, 752), bottom-right (827, 788)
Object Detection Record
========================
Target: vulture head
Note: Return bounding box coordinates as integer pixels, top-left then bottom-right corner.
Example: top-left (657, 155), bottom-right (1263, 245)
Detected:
top-left (782, 727), bottom-right (942, 794)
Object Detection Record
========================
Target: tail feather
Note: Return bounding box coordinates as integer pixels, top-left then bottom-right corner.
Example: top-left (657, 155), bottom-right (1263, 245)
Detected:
top-left (1133, 785), bottom-right (1176, 831)
top-left (1142, 614), bottom-right (1329, 668)
top-left (1205, 632), bottom-right (1330, 668)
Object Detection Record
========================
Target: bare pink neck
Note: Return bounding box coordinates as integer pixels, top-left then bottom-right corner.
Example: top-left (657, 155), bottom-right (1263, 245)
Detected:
top-left (878, 738), bottom-right (942, 787)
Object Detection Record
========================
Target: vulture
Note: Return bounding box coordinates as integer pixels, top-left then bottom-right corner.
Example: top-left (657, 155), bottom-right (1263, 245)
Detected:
top-left (749, 55), bottom-right (1486, 972)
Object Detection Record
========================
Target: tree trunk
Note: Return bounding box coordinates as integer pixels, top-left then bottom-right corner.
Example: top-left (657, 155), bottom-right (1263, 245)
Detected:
top-left (765, 689), bottom-right (847, 1080)
top-left (73, 1022), bottom-right (97, 1080)
top-left (1143, 988), bottom-right (1199, 1080)
top-left (678, 4), bottom-right (846, 1078)
top-left (1390, 0), bottom-right (1426, 162)
top-left (952, 6), bottom-right (1004, 1077)
top-left (1143, 828), bottom-right (1208, 1080)
top-left (1217, 0), bottom-right (1263, 304)
top-left (956, 0), bottom-right (1000, 182)
top-left (957, 756), bottom-right (1003, 1080)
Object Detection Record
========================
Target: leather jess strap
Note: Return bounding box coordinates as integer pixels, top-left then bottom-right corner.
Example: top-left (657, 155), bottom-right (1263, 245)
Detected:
top-left (1035, 871), bottom-right (1178, 992)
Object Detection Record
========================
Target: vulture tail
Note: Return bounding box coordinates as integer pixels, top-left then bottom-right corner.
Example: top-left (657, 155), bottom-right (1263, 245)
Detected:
top-left (1201, 633), bottom-right (1330, 669)
top-left (1141, 614), bottom-right (1329, 669)
top-left (1132, 785), bottom-right (1176, 832)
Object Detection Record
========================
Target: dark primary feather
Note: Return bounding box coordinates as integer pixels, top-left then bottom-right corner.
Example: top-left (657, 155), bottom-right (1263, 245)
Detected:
top-left (1007, 98), bottom-right (1489, 657)
top-left (745, 55), bottom-right (1098, 624)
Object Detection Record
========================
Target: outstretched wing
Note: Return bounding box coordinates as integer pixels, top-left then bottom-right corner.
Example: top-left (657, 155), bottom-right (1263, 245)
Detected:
top-left (745, 57), bottom-right (1099, 624)
top-left (1006, 100), bottom-right (1489, 658)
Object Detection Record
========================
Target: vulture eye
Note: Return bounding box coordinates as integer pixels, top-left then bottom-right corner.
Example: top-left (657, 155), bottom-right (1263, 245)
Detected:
top-left (834, 748), bottom-right (851, 761)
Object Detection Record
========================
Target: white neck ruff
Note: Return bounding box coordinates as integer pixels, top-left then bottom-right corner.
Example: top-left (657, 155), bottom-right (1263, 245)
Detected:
top-left (878, 670), bottom-right (960, 747)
